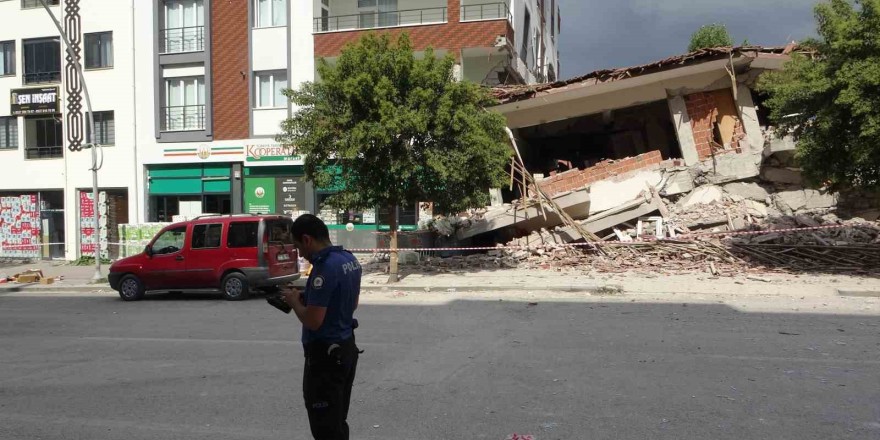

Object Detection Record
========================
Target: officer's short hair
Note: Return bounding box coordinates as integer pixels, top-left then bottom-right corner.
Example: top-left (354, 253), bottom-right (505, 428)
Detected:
top-left (292, 214), bottom-right (330, 242)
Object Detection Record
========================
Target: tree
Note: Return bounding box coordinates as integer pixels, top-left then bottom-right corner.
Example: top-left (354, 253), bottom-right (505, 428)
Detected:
top-left (688, 23), bottom-right (734, 52)
top-left (757, 0), bottom-right (880, 190)
top-left (278, 33), bottom-right (512, 282)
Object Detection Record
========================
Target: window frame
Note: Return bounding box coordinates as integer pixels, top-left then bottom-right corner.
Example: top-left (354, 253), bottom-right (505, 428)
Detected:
top-left (191, 223), bottom-right (223, 250)
top-left (84, 31), bottom-right (113, 70)
top-left (23, 114), bottom-right (63, 160)
top-left (0, 40), bottom-right (15, 76)
top-left (254, 71), bottom-right (288, 109)
top-left (151, 226), bottom-right (187, 255)
top-left (254, 0), bottom-right (287, 28)
top-left (22, 37), bottom-right (61, 85)
top-left (0, 116), bottom-right (19, 150)
top-left (85, 111), bottom-right (115, 146)
top-left (227, 221), bottom-right (259, 248)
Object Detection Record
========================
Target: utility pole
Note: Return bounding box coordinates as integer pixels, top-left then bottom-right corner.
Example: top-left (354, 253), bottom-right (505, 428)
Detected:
top-left (39, 0), bottom-right (103, 280)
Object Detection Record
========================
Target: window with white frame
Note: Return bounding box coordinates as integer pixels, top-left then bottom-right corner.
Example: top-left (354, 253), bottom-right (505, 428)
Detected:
top-left (254, 0), bottom-right (286, 28)
top-left (357, 0), bottom-right (397, 28)
top-left (255, 71), bottom-right (288, 109)
top-left (0, 117), bottom-right (18, 150)
top-left (86, 111), bottom-right (115, 146)
top-left (163, 77), bottom-right (205, 131)
top-left (163, 0), bottom-right (205, 53)
top-left (0, 41), bottom-right (14, 76)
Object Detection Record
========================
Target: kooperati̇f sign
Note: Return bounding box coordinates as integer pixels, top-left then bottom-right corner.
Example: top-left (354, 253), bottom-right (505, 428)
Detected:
top-left (10, 87), bottom-right (59, 116)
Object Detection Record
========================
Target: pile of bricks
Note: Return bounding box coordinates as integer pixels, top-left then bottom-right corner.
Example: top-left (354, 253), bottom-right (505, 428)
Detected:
top-left (537, 150), bottom-right (666, 198)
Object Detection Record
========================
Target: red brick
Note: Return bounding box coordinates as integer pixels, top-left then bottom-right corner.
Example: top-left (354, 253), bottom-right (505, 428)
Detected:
top-left (212, 0), bottom-right (250, 140)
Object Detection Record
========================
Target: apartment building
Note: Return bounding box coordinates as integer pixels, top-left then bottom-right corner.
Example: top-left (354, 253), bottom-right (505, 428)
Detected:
top-left (132, 0), bottom-right (316, 225)
top-left (0, 0), bottom-right (139, 260)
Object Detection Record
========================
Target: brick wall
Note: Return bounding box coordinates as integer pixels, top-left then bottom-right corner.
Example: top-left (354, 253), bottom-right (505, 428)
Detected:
top-left (211, 0), bottom-right (250, 140)
top-left (685, 91), bottom-right (746, 160)
top-left (537, 150), bottom-right (667, 198)
top-left (314, 0), bottom-right (512, 59)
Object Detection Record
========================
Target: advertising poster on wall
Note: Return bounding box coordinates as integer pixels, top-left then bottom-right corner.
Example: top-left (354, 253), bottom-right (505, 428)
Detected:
top-left (244, 177), bottom-right (276, 214)
top-left (276, 177), bottom-right (306, 216)
top-left (80, 191), bottom-right (109, 259)
top-left (0, 195), bottom-right (41, 258)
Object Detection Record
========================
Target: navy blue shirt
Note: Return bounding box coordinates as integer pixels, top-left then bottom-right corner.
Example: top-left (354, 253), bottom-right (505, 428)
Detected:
top-left (302, 246), bottom-right (361, 345)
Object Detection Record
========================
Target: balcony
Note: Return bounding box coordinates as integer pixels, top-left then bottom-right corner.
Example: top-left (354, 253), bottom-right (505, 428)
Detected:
top-left (460, 2), bottom-right (511, 22)
top-left (314, 7), bottom-right (447, 33)
top-left (21, 0), bottom-right (59, 8)
top-left (25, 145), bottom-right (63, 159)
top-left (160, 26), bottom-right (205, 54)
top-left (161, 105), bottom-right (206, 132)
top-left (23, 71), bottom-right (61, 85)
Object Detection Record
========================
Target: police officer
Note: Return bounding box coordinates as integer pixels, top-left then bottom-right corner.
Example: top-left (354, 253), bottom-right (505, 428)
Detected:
top-left (281, 214), bottom-right (362, 440)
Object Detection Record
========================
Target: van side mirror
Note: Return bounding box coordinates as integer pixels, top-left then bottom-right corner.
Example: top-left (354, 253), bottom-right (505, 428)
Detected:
top-left (145, 245), bottom-right (153, 257)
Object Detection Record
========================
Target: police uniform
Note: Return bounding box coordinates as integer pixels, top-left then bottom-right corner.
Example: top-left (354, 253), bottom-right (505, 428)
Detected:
top-left (302, 246), bottom-right (362, 440)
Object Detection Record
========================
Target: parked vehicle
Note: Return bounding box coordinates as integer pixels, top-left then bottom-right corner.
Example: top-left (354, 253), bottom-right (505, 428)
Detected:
top-left (109, 214), bottom-right (299, 301)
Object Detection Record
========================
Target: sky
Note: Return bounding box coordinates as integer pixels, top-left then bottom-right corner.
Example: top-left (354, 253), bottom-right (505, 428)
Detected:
top-left (555, 0), bottom-right (819, 79)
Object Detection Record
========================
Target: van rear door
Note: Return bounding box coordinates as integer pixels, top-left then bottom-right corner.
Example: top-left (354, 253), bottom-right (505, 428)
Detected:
top-left (263, 217), bottom-right (298, 279)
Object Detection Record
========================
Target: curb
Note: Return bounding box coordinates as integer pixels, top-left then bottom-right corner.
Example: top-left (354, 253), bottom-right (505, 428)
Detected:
top-left (0, 283), bottom-right (625, 295)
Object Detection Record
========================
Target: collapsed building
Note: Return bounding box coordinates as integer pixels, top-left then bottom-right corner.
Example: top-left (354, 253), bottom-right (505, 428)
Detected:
top-left (408, 45), bottom-right (880, 274)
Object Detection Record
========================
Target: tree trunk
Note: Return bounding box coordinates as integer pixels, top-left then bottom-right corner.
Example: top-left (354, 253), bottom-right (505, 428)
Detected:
top-left (387, 204), bottom-right (399, 283)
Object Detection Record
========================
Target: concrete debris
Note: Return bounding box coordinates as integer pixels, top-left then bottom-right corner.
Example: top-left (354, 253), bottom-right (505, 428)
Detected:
top-left (744, 200), bottom-right (769, 218)
top-left (761, 167), bottom-right (803, 185)
top-left (679, 185), bottom-right (723, 208)
top-left (660, 168), bottom-right (695, 196)
top-left (698, 151), bottom-right (762, 184)
top-left (723, 182), bottom-right (770, 202)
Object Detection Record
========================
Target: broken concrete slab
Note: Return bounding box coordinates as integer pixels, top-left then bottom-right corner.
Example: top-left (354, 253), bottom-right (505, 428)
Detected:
top-left (774, 190), bottom-right (807, 214)
top-left (744, 200), bottom-right (769, 218)
top-left (764, 133), bottom-right (796, 156)
top-left (456, 188), bottom-right (591, 240)
top-left (660, 168), bottom-right (695, 196)
top-left (588, 170), bottom-right (664, 215)
top-left (761, 167), bottom-right (803, 185)
top-left (700, 151), bottom-right (762, 184)
top-left (680, 185), bottom-right (723, 208)
top-left (803, 189), bottom-right (838, 210)
top-left (723, 182), bottom-right (770, 202)
top-left (554, 195), bottom-right (660, 242)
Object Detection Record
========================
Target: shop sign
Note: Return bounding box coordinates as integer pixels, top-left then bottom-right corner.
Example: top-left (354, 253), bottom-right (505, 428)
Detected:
top-left (276, 177), bottom-right (306, 216)
top-left (11, 87), bottom-right (59, 116)
top-left (245, 143), bottom-right (303, 164)
top-left (244, 177), bottom-right (276, 214)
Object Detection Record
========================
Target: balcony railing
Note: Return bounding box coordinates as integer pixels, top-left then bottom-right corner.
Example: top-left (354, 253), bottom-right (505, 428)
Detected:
top-left (21, 0), bottom-right (59, 9)
top-left (460, 2), bottom-right (511, 22)
top-left (24, 71), bottom-right (61, 84)
top-left (25, 145), bottom-right (63, 159)
top-left (314, 7), bottom-right (447, 33)
top-left (161, 105), bottom-right (206, 132)
top-left (160, 26), bottom-right (205, 54)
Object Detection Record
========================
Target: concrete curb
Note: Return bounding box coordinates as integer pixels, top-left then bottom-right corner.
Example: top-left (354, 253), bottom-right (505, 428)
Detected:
top-left (1, 283), bottom-right (625, 295)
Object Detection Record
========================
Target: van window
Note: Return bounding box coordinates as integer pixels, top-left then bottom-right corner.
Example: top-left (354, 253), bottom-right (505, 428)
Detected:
top-left (192, 224), bottom-right (223, 249)
top-left (228, 222), bottom-right (259, 248)
top-left (266, 218), bottom-right (294, 245)
top-left (152, 226), bottom-right (186, 255)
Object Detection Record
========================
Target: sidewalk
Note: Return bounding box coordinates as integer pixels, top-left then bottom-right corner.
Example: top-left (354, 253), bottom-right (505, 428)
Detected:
top-left (1, 259), bottom-right (878, 298)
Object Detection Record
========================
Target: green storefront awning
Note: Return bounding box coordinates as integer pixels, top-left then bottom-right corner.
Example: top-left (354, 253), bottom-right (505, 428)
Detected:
top-left (148, 164), bottom-right (232, 195)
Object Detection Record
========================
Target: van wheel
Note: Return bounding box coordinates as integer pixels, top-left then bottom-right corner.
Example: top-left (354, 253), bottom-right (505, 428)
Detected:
top-left (118, 275), bottom-right (145, 301)
top-left (221, 273), bottom-right (249, 301)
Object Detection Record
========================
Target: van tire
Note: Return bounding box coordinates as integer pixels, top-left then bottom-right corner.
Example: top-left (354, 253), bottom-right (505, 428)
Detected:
top-left (118, 275), bottom-right (146, 301)
top-left (221, 272), bottom-right (249, 301)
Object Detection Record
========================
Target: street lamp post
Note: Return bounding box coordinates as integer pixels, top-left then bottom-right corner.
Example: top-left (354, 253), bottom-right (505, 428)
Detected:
top-left (39, 0), bottom-right (103, 280)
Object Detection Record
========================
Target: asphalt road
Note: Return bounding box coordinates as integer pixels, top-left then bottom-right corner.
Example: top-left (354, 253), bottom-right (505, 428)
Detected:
top-left (1, 290), bottom-right (878, 440)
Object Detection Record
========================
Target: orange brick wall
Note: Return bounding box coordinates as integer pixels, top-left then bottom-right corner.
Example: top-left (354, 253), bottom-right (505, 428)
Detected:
top-left (211, 0), bottom-right (250, 140)
top-left (537, 150), bottom-right (669, 198)
top-left (684, 91), bottom-right (746, 160)
top-left (314, 0), bottom-right (513, 59)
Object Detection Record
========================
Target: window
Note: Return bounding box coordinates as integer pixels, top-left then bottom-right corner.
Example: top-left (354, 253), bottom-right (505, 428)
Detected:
top-left (254, 0), bottom-right (286, 28)
top-left (550, 0), bottom-right (556, 39)
top-left (84, 32), bottom-right (113, 69)
top-left (357, 0), bottom-right (397, 28)
top-left (255, 71), bottom-right (287, 108)
top-left (267, 218), bottom-right (295, 245)
top-left (85, 111), bottom-right (115, 146)
top-left (0, 117), bottom-right (18, 150)
top-left (152, 226), bottom-right (187, 255)
top-left (163, 0), bottom-right (205, 53)
top-left (520, 9), bottom-right (531, 65)
top-left (228, 222), bottom-right (259, 248)
top-left (163, 76), bottom-right (205, 131)
top-left (0, 41), bottom-right (14, 76)
top-left (320, 0), bottom-right (330, 32)
top-left (192, 223), bottom-right (222, 249)
top-left (21, 0), bottom-right (59, 9)
top-left (23, 37), bottom-right (61, 84)
top-left (24, 115), bottom-right (62, 159)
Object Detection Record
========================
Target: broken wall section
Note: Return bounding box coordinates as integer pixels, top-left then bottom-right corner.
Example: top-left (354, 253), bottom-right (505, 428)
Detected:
top-left (684, 89), bottom-right (747, 160)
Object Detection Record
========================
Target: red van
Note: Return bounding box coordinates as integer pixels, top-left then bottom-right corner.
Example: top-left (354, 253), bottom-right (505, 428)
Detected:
top-left (109, 214), bottom-right (299, 301)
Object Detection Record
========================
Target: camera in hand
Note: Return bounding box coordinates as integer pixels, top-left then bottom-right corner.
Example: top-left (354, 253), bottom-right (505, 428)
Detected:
top-left (266, 294), bottom-right (292, 314)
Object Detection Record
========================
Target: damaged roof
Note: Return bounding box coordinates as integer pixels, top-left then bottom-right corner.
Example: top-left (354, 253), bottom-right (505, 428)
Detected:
top-left (492, 45), bottom-right (804, 105)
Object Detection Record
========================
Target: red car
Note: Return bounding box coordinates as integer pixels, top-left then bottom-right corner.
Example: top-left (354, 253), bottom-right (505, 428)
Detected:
top-left (109, 214), bottom-right (300, 301)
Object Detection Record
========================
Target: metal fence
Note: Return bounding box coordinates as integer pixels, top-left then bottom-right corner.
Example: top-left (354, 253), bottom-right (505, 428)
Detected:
top-left (161, 105), bottom-right (206, 132)
top-left (160, 26), bottom-right (205, 54)
top-left (314, 7), bottom-right (447, 33)
top-left (460, 3), bottom-right (511, 21)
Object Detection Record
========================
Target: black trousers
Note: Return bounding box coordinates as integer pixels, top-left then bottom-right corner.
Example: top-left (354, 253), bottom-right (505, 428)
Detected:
top-left (303, 336), bottom-right (359, 440)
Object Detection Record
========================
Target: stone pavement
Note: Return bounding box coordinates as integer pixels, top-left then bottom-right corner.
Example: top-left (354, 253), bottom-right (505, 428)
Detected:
top-left (1, 258), bottom-right (878, 298)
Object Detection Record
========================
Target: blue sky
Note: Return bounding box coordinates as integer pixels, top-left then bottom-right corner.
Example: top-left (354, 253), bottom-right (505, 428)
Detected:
top-left (555, 0), bottom-right (820, 79)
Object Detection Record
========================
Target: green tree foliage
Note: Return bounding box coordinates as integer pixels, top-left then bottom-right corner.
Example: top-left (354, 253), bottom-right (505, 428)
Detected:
top-left (688, 23), bottom-right (734, 52)
top-left (757, 0), bottom-right (880, 189)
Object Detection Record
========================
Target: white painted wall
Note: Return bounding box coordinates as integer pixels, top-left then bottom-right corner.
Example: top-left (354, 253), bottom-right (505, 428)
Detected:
top-left (252, 27), bottom-right (288, 71)
top-left (0, 0), bottom-right (139, 260)
top-left (253, 108), bottom-right (287, 137)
